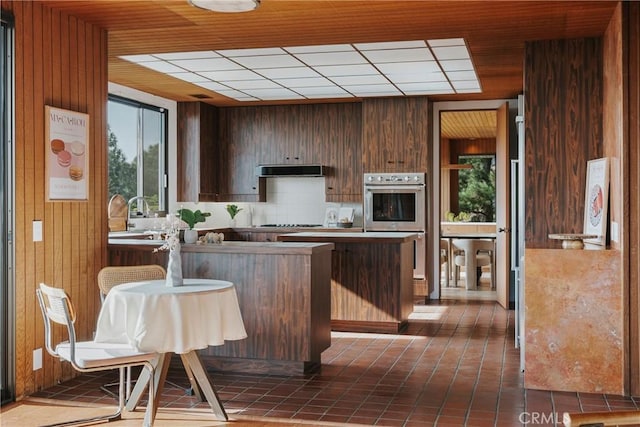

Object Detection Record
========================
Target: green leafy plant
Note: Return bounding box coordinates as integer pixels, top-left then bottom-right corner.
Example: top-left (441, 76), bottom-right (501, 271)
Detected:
top-left (225, 204), bottom-right (243, 220)
top-left (177, 208), bottom-right (211, 230)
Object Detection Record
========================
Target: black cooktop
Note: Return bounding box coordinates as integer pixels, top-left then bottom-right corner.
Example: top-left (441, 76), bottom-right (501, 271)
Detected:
top-left (260, 224), bottom-right (323, 228)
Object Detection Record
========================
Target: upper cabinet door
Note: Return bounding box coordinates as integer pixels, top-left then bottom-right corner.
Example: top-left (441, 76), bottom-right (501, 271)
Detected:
top-left (362, 98), bottom-right (430, 173)
top-left (255, 105), bottom-right (318, 165)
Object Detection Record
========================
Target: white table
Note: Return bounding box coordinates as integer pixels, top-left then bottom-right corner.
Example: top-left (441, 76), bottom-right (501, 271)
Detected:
top-left (94, 278), bottom-right (247, 422)
top-left (441, 234), bottom-right (496, 290)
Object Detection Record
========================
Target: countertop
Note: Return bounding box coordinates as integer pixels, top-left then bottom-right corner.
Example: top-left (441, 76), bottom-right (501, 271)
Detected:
top-left (108, 239), bottom-right (334, 255)
top-left (278, 231), bottom-right (419, 243)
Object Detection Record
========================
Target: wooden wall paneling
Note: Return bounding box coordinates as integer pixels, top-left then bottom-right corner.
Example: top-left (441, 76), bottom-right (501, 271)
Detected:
top-left (524, 38), bottom-right (603, 247)
top-left (12, 0), bottom-right (28, 398)
top-left (31, 1), bottom-right (45, 392)
top-left (6, 0), bottom-right (108, 397)
top-left (625, 0), bottom-right (640, 397)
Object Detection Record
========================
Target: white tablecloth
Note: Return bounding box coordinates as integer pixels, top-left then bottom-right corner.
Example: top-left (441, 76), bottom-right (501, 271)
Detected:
top-left (94, 279), bottom-right (247, 354)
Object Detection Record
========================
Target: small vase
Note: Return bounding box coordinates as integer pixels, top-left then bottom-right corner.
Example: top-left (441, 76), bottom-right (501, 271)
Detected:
top-left (184, 229), bottom-right (198, 244)
top-left (166, 245), bottom-right (183, 287)
top-left (229, 218), bottom-right (236, 227)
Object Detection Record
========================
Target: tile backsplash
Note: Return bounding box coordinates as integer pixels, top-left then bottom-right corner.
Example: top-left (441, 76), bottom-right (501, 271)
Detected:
top-left (176, 177), bottom-right (362, 228)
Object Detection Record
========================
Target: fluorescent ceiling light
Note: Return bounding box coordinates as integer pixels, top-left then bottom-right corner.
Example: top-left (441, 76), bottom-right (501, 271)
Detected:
top-left (167, 72), bottom-right (211, 83)
top-left (273, 77), bottom-right (334, 88)
top-left (361, 48), bottom-right (434, 63)
top-left (189, 0), bottom-right (260, 13)
top-left (120, 38), bottom-right (482, 101)
top-left (259, 67), bottom-right (321, 79)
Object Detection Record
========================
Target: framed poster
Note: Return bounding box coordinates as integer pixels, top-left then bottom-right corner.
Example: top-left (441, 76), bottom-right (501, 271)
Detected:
top-left (45, 106), bottom-right (89, 201)
top-left (583, 157), bottom-right (609, 246)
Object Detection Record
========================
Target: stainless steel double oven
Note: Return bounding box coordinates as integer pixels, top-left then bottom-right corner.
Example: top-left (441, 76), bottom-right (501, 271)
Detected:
top-left (363, 172), bottom-right (427, 279)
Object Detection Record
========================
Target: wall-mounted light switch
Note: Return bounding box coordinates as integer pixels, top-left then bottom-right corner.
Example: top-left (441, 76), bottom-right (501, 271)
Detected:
top-left (33, 348), bottom-right (42, 370)
top-left (33, 220), bottom-right (43, 242)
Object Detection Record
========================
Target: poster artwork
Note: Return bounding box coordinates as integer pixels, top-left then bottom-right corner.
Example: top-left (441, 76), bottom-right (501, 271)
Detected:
top-left (46, 106), bottom-right (90, 201)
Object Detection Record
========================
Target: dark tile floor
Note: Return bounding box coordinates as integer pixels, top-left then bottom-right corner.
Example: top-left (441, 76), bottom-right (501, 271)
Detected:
top-left (32, 300), bottom-right (639, 427)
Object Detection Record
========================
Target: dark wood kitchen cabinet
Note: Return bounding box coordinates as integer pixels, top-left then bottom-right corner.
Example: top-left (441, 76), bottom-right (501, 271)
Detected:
top-left (216, 108), bottom-right (265, 201)
top-left (319, 103), bottom-right (363, 202)
top-left (178, 102), bottom-right (264, 202)
top-left (178, 102), bottom-right (364, 203)
top-left (254, 105), bottom-right (320, 165)
top-left (177, 101), bottom-right (220, 202)
top-left (362, 97), bottom-right (430, 173)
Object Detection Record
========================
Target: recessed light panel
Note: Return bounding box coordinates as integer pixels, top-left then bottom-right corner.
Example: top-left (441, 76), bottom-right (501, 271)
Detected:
top-left (120, 38), bottom-right (481, 101)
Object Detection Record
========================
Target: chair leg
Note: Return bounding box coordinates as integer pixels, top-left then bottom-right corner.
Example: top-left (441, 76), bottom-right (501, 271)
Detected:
top-left (454, 265), bottom-right (459, 287)
top-left (41, 370), bottom-right (125, 427)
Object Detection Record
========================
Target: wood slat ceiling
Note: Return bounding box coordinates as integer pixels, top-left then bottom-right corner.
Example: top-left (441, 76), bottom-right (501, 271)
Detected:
top-left (38, 0), bottom-right (617, 107)
top-left (441, 110), bottom-right (496, 139)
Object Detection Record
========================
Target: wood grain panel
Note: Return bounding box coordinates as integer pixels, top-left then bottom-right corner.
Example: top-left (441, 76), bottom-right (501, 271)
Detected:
top-left (213, 102), bottom-right (362, 201)
top-left (441, 110), bottom-right (497, 139)
top-left (176, 102), bottom-right (220, 201)
top-left (330, 242), bottom-right (414, 332)
top-left (107, 244), bottom-right (332, 374)
top-left (362, 97), bottom-right (430, 173)
top-left (37, 1), bottom-right (618, 107)
top-left (624, 1), bottom-right (640, 396)
top-left (524, 38), bottom-right (603, 247)
top-left (279, 234), bottom-right (414, 333)
top-left (177, 102), bottom-right (199, 202)
top-left (4, 1), bottom-right (108, 398)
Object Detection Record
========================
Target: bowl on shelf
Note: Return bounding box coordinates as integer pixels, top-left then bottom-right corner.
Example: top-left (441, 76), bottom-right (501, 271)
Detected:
top-left (336, 222), bottom-right (353, 228)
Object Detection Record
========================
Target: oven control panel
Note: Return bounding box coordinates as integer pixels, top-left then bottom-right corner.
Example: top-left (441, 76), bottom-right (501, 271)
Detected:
top-left (364, 172), bottom-right (426, 185)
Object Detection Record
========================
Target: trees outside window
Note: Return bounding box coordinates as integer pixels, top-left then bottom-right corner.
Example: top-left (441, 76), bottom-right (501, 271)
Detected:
top-left (457, 155), bottom-right (496, 222)
top-left (107, 95), bottom-right (167, 212)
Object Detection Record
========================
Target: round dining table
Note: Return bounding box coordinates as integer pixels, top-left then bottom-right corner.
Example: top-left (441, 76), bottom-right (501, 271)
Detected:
top-left (94, 278), bottom-right (247, 423)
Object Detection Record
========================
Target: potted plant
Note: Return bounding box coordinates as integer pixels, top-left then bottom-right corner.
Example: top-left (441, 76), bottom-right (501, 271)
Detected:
top-left (225, 204), bottom-right (243, 226)
top-left (177, 208), bottom-right (211, 243)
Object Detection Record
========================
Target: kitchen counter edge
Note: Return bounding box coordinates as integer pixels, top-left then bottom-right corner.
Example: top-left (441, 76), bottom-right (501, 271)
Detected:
top-left (278, 231), bottom-right (419, 243)
top-left (108, 239), bottom-right (334, 255)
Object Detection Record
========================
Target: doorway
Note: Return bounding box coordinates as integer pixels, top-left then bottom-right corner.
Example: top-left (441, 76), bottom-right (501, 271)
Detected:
top-left (440, 110), bottom-right (497, 301)
top-left (430, 100), bottom-right (515, 308)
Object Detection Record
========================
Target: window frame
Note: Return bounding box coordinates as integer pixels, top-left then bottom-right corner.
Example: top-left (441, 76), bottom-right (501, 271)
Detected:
top-left (107, 94), bottom-right (168, 213)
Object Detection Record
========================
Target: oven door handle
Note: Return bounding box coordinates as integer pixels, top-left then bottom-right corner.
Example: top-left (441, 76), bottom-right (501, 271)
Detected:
top-left (364, 185), bottom-right (425, 192)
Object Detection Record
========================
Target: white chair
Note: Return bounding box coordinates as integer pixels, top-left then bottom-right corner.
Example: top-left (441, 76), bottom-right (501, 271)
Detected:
top-left (440, 239), bottom-right (450, 287)
top-left (452, 239), bottom-right (495, 289)
top-left (36, 282), bottom-right (158, 427)
top-left (97, 265), bottom-right (194, 400)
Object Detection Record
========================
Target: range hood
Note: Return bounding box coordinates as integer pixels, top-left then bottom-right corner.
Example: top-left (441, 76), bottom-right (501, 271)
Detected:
top-left (256, 164), bottom-right (325, 177)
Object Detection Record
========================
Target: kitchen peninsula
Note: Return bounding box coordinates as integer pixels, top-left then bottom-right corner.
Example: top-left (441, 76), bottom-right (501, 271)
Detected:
top-left (278, 232), bottom-right (417, 333)
top-left (107, 239), bottom-right (333, 374)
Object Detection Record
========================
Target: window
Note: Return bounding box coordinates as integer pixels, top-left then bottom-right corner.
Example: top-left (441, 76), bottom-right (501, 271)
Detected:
top-left (107, 95), bottom-right (167, 213)
top-left (457, 154), bottom-right (496, 222)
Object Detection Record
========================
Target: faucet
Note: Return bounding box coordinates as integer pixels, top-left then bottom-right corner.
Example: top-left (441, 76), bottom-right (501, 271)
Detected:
top-left (127, 196), bottom-right (150, 230)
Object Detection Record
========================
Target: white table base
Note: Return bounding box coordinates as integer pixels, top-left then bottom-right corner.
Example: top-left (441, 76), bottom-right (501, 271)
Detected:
top-left (126, 351), bottom-right (227, 421)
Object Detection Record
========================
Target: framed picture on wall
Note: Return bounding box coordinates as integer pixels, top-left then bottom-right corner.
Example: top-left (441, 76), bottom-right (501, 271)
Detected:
top-left (45, 106), bottom-right (90, 201)
top-left (583, 157), bottom-right (609, 246)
